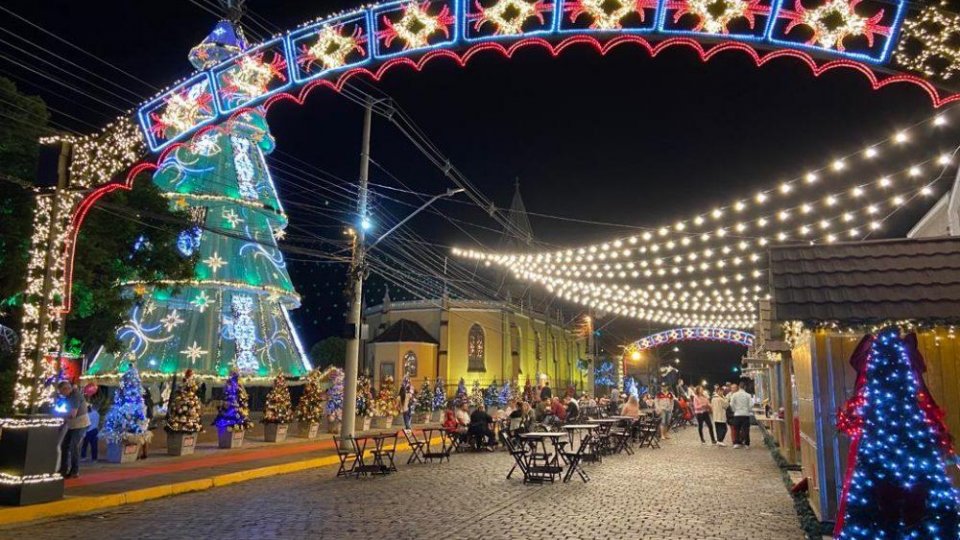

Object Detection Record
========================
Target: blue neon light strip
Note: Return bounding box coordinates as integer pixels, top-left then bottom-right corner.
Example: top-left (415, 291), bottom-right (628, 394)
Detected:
top-left (136, 0), bottom-right (908, 152)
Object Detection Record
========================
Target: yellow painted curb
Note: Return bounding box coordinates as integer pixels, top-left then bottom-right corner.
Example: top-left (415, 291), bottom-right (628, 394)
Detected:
top-left (0, 437), bottom-right (434, 527)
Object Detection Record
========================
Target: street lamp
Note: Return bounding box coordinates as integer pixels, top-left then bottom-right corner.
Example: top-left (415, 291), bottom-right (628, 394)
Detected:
top-left (340, 187), bottom-right (465, 438)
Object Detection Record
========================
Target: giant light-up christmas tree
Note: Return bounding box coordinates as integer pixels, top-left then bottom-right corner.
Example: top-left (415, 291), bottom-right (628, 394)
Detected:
top-left (87, 21), bottom-right (310, 380)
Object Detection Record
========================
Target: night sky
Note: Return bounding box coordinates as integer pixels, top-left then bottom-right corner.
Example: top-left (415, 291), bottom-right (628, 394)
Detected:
top-left (2, 0), bottom-right (954, 385)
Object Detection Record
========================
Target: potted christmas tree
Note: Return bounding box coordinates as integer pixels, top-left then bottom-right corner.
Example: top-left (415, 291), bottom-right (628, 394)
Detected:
top-left (452, 378), bottom-right (468, 408)
top-left (371, 376), bottom-right (398, 429)
top-left (484, 379), bottom-right (499, 410)
top-left (469, 380), bottom-right (484, 411)
top-left (100, 365), bottom-right (152, 463)
top-left (431, 377), bottom-right (446, 421)
top-left (355, 374), bottom-right (373, 432)
top-left (498, 380), bottom-right (512, 410)
top-left (415, 378), bottom-right (433, 424)
top-left (295, 369), bottom-right (324, 438)
top-left (165, 369), bottom-right (202, 456)
top-left (212, 370), bottom-right (253, 448)
top-left (262, 374), bottom-right (294, 442)
top-left (324, 368), bottom-right (344, 433)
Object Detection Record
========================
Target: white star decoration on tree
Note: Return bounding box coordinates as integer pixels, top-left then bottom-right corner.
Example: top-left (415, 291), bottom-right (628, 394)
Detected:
top-left (204, 252), bottom-right (228, 274)
top-left (192, 291), bottom-right (212, 313)
top-left (272, 227), bottom-right (286, 241)
top-left (223, 208), bottom-right (243, 228)
top-left (160, 309), bottom-right (185, 332)
top-left (180, 341), bottom-right (208, 364)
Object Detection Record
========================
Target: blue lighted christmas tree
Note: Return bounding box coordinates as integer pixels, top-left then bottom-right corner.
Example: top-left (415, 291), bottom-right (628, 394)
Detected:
top-left (484, 379), bottom-right (498, 408)
top-left (453, 378), bottom-right (468, 407)
top-left (835, 329), bottom-right (960, 539)
top-left (99, 365), bottom-right (149, 445)
top-left (432, 377), bottom-right (446, 410)
top-left (213, 371), bottom-right (253, 432)
top-left (498, 381), bottom-right (512, 408)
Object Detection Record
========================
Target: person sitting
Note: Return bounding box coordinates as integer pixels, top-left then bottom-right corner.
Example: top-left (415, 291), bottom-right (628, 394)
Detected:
top-left (620, 395), bottom-right (641, 420)
top-left (455, 403), bottom-right (471, 433)
top-left (549, 397), bottom-right (567, 424)
top-left (468, 404), bottom-right (496, 451)
top-left (641, 393), bottom-right (655, 410)
top-left (564, 395), bottom-right (580, 422)
top-left (534, 397), bottom-right (550, 422)
top-left (442, 407), bottom-right (459, 434)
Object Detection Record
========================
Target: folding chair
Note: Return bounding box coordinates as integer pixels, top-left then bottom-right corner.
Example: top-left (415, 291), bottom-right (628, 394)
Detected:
top-left (401, 429), bottom-right (426, 464)
top-left (610, 424), bottom-right (634, 455)
top-left (501, 432), bottom-right (529, 481)
top-left (559, 434), bottom-right (592, 483)
top-left (374, 434), bottom-right (398, 473)
top-left (333, 436), bottom-right (359, 478)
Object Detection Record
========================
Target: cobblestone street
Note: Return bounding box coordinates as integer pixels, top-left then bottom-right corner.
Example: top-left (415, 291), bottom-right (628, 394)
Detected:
top-left (3, 426), bottom-right (804, 539)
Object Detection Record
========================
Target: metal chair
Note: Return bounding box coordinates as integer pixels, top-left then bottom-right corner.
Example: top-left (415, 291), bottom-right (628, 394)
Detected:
top-left (401, 429), bottom-right (426, 464)
top-left (333, 436), bottom-right (359, 478)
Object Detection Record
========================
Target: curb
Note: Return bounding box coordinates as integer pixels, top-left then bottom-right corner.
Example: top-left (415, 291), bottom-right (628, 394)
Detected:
top-left (0, 438), bottom-right (429, 527)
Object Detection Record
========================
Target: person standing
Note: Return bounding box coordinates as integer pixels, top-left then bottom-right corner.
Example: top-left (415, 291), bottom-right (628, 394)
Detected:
top-left (655, 386), bottom-right (675, 440)
top-left (80, 404), bottom-right (100, 461)
top-left (56, 381), bottom-right (90, 478)
top-left (540, 381), bottom-right (552, 401)
top-left (398, 377), bottom-right (414, 430)
top-left (692, 386), bottom-right (716, 444)
top-left (728, 382), bottom-right (753, 448)
top-left (710, 386), bottom-right (729, 447)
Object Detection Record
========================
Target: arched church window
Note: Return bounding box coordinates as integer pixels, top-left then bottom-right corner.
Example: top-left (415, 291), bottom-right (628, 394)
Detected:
top-left (468, 324), bottom-right (485, 372)
top-left (403, 350), bottom-right (417, 378)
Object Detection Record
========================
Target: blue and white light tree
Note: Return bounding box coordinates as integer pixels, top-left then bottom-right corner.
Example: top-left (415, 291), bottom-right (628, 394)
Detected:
top-left (835, 329), bottom-right (960, 539)
top-left (432, 377), bottom-right (446, 410)
top-left (100, 365), bottom-right (150, 446)
top-left (453, 378), bottom-right (468, 407)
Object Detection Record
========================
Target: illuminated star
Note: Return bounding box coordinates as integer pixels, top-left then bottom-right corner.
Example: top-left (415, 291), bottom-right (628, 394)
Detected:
top-left (180, 341), bottom-right (208, 363)
top-left (144, 301), bottom-right (157, 315)
top-left (382, 2), bottom-right (454, 49)
top-left (204, 252), bottom-right (228, 274)
top-left (192, 291), bottom-right (212, 313)
top-left (223, 208), bottom-right (243, 228)
top-left (782, 0), bottom-right (889, 51)
top-left (133, 283), bottom-right (148, 296)
top-left (475, 0), bottom-right (547, 35)
top-left (175, 196), bottom-right (189, 210)
top-left (272, 227), bottom-right (286, 241)
top-left (303, 25), bottom-right (364, 71)
top-left (160, 309), bottom-right (184, 332)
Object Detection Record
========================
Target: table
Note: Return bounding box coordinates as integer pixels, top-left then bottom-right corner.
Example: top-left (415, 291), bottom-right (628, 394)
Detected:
top-left (561, 424), bottom-right (596, 445)
top-left (561, 424), bottom-right (600, 464)
top-left (519, 432), bottom-right (565, 483)
top-left (353, 433), bottom-right (396, 477)
top-left (419, 427), bottom-right (452, 462)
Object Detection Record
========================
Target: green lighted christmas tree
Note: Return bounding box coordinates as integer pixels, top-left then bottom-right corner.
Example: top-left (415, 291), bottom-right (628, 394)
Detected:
top-left (416, 378), bottom-right (433, 414)
top-left (87, 24), bottom-right (310, 380)
top-left (295, 369), bottom-right (325, 424)
top-left (262, 374), bottom-right (293, 424)
top-left (453, 378), bottom-right (468, 407)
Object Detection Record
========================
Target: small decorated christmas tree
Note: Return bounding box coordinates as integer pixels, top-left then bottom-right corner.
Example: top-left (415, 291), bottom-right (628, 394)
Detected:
top-left (416, 378), bottom-right (433, 414)
top-left (498, 381), bottom-right (512, 408)
top-left (470, 380), bottom-right (485, 409)
top-left (100, 365), bottom-right (151, 445)
top-left (433, 377), bottom-right (446, 410)
top-left (295, 368), bottom-right (325, 424)
top-left (835, 329), bottom-right (960, 538)
top-left (324, 367), bottom-right (345, 424)
top-left (165, 369), bottom-right (202, 433)
top-left (484, 379), bottom-right (499, 408)
top-left (373, 376), bottom-right (398, 418)
top-left (453, 378), bottom-right (468, 407)
top-left (263, 374), bottom-right (294, 424)
top-left (213, 370), bottom-right (253, 432)
top-left (356, 373), bottom-right (373, 417)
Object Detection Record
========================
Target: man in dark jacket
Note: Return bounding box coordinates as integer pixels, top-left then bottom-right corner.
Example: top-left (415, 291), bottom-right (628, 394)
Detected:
top-left (539, 381), bottom-right (552, 401)
top-left (468, 404), bottom-right (496, 451)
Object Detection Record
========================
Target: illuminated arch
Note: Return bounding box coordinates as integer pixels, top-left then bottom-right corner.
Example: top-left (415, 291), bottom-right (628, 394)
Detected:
top-left (632, 327), bottom-right (755, 351)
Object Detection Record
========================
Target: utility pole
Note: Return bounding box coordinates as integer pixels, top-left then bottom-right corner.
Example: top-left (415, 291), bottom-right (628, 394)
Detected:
top-left (28, 141), bottom-right (71, 413)
top-left (341, 98), bottom-right (373, 439)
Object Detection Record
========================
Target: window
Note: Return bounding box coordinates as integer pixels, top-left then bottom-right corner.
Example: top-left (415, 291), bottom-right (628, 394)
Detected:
top-left (403, 350), bottom-right (417, 378)
top-left (467, 324), bottom-right (485, 372)
top-left (380, 362), bottom-right (395, 385)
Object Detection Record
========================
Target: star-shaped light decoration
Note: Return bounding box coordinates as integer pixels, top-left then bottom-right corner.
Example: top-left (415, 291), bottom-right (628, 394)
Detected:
top-left (204, 252), bottom-right (228, 274)
top-left (144, 301), bottom-right (157, 315)
top-left (180, 341), bottom-right (208, 364)
top-left (153, 83), bottom-right (213, 138)
top-left (225, 53), bottom-right (287, 101)
top-left (160, 309), bottom-right (185, 332)
top-left (192, 291), bottom-right (212, 313)
top-left (474, 0), bottom-right (548, 35)
top-left (174, 196), bottom-right (190, 210)
top-left (300, 25), bottom-right (366, 72)
top-left (780, 0), bottom-right (890, 51)
top-left (223, 208), bottom-right (243, 228)
top-left (133, 283), bottom-right (148, 296)
top-left (272, 227), bottom-right (286, 241)
top-left (191, 132), bottom-right (222, 156)
top-left (569, 0), bottom-right (654, 29)
top-left (670, 0), bottom-right (767, 33)
top-left (382, 2), bottom-right (455, 50)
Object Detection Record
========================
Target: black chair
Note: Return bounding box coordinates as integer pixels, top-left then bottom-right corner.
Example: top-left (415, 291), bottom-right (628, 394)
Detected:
top-left (333, 436), bottom-right (360, 478)
top-left (501, 432), bottom-right (529, 481)
top-left (401, 429), bottom-right (426, 464)
top-left (374, 434), bottom-right (398, 473)
top-left (609, 423), bottom-right (634, 455)
top-left (559, 434), bottom-right (592, 483)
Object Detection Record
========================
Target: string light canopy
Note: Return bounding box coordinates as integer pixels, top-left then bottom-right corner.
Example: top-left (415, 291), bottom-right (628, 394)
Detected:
top-left (454, 109), bottom-right (960, 329)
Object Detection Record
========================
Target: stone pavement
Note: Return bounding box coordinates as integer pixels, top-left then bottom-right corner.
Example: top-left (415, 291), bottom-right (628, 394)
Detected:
top-left (2, 425), bottom-right (805, 540)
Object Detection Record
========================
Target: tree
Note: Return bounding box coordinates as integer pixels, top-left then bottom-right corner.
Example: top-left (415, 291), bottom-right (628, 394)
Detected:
top-left (432, 377), bottom-right (446, 410)
top-left (100, 365), bottom-right (150, 445)
top-left (835, 329), bottom-right (960, 538)
top-left (416, 378), bottom-right (433, 413)
top-left (498, 381), bottom-right (512, 408)
top-left (453, 378), bottom-right (468, 407)
top-left (372, 376), bottom-right (398, 418)
top-left (68, 176), bottom-right (196, 355)
top-left (165, 370), bottom-right (203, 433)
top-left (212, 371), bottom-right (252, 432)
top-left (484, 379), bottom-right (499, 408)
top-left (470, 380), bottom-right (485, 409)
top-left (324, 368), bottom-right (344, 423)
top-left (295, 368), bottom-right (325, 424)
top-left (356, 373), bottom-right (373, 418)
top-left (262, 374), bottom-right (293, 424)
top-left (310, 336), bottom-right (346, 369)
top-left (0, 77), bottom-right (48, 416)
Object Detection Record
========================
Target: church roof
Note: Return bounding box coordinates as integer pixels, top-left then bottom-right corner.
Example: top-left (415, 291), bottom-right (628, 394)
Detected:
top-left (369, 319), bottom-right (438, 344)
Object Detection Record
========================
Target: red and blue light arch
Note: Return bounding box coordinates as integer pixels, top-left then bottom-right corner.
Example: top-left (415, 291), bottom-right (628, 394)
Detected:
top-left (137, 0), bottom-right (915, 152)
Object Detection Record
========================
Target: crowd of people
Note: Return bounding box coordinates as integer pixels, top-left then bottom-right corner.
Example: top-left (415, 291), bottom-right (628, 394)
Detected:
top-left (437, 377), bottom-right (756, 451)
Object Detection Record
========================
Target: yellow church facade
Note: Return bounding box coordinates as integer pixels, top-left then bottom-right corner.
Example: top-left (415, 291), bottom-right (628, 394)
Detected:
top-left (363, 297), bottom-right (590, 395)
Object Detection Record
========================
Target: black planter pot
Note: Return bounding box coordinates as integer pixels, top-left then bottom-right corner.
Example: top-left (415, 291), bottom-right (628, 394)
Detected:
top-left (0, 416), bottom-right (66, 506)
